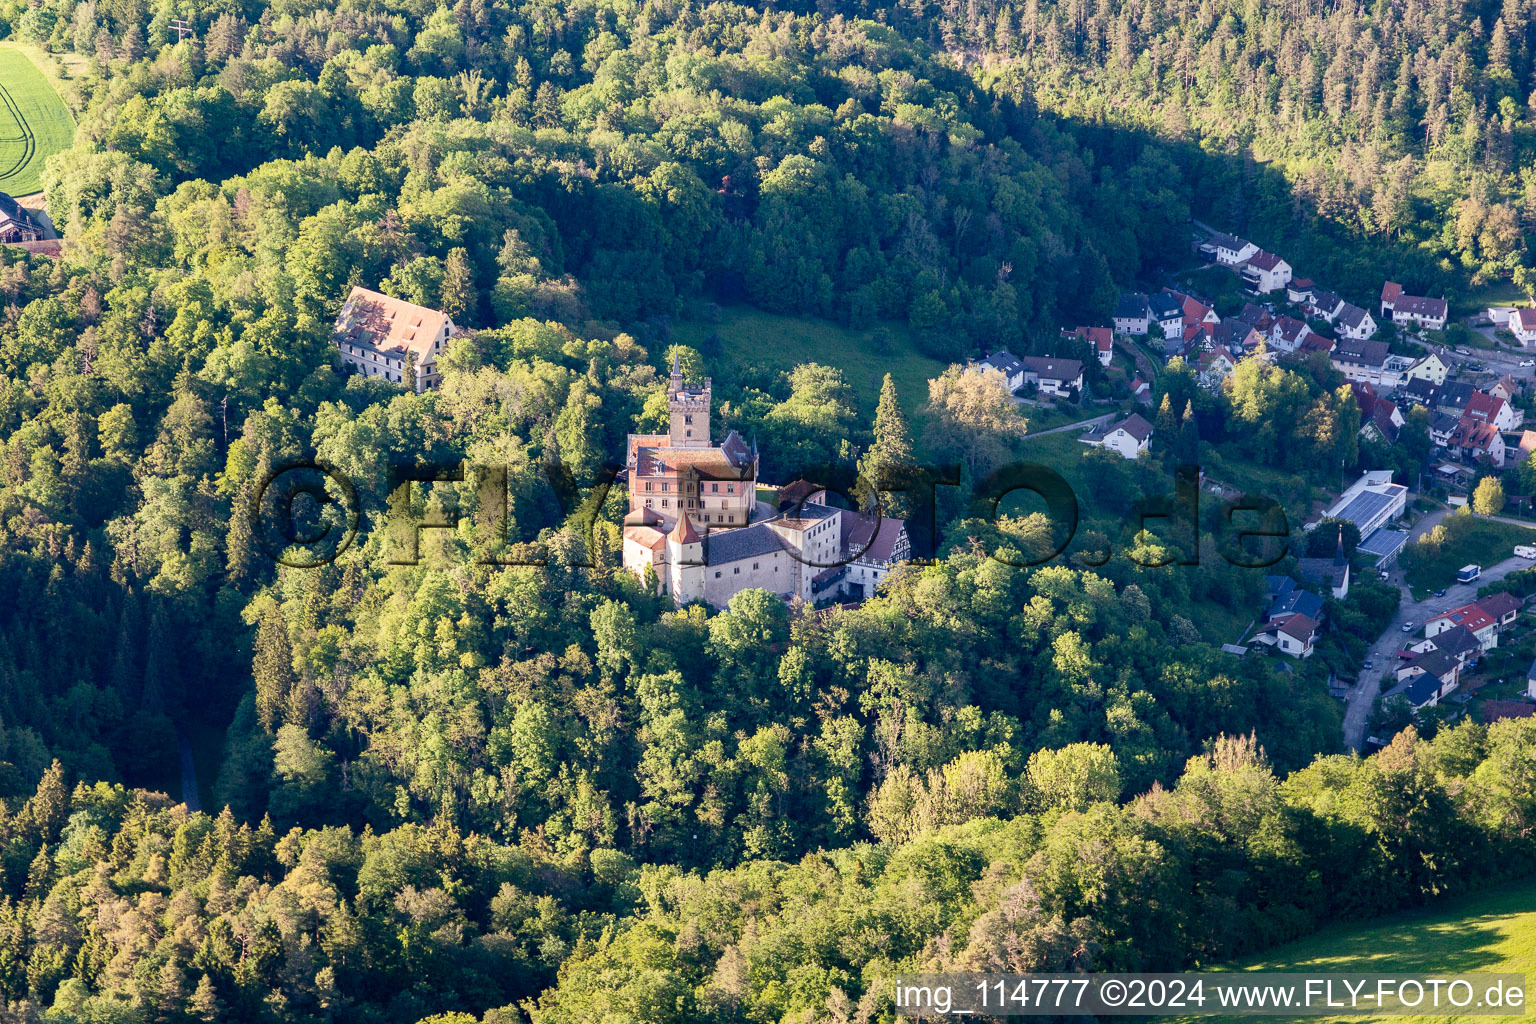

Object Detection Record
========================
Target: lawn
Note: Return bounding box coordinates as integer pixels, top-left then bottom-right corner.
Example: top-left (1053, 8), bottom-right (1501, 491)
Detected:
top-left (670, 306), bottom-right (948, 425)
top-left (0, 44), bottom-right (75, 197)
top-left (1176, 877), bottom-right (1536, 1024)
top-left (1402, 515), bottom-right (1536, 594)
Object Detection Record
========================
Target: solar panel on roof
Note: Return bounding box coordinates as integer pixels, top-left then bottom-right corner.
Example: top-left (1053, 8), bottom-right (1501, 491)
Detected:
top-left (1334, 490), bottom-right (1396, 528)
top-left (1358, 529), bottom-right (1408, 556)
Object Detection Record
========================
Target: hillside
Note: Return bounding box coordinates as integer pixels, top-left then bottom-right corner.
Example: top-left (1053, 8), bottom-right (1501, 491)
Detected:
top-left (0, 44), bottom-right (73, 196)
top-left (1187, 878), bottom-right (1536, 1024)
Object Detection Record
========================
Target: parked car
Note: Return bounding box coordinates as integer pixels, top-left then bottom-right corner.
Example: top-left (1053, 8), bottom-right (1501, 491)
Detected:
top-left (1435, 589), bottom-right (1446, 597)
top-left (1363, 659), bottom-right (1374, 670)
top-left (1520, 359), bottom-right (1535, 367)
top-left (1402, 622), bottom-right (1414, 632)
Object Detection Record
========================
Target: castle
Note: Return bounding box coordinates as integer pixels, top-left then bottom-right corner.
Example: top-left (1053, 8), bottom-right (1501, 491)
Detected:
top-left (621, 359), bottom-right (911, 608)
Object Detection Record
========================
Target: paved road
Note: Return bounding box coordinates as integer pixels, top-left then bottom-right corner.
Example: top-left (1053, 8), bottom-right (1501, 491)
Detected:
top-left (1341, 544), bottom-right (1534, 752)
top-left (1024, 411), bottom-right (1117, 438)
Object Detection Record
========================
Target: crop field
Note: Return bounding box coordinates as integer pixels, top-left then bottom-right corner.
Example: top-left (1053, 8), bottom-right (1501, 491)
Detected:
top-left (0, 45), bottom-right (74, 197)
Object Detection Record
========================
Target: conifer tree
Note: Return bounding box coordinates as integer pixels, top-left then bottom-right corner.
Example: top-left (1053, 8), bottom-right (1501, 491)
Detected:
top-left (859, 374), bottom-right (915, 517)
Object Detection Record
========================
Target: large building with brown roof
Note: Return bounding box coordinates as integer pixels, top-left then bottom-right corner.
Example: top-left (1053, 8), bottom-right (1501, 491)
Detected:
top-left (332, 287), bottom-right (459, 391)
top-left (622, 371), bottom-right (911, 609)
top-left (624, 358), bottom-right (759, 533)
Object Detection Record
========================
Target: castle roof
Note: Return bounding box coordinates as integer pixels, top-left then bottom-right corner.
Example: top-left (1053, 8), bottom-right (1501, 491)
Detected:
top-left (669, 513), bottom-right (700, 544)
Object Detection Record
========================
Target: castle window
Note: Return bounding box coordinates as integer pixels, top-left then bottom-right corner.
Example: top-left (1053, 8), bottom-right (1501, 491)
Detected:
top-left (645, 482), bottom-right (653, 491)
top-left (685, 415), bottom-right (692, 424)
top-left (733, 567), bottom-right (740, 574)
top-left (662, 499), bottom-right (668, 507)
top-left (727, 485), bottom-right (734, 493)
top-left (711, 484), bottom-right (718, 492)
top-left (752, 563), bottom-right (759, 570)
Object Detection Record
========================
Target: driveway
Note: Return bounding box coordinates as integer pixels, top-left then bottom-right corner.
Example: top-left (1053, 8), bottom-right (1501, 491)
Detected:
top-left (1342, 551), bottom-right (1534, 751)
top-left (1024, 411), bottom-right (1117, 438)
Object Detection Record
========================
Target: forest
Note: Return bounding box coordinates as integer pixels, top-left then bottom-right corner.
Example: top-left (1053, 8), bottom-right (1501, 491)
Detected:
top-left (0, 0), bottom-right (1531, 1018)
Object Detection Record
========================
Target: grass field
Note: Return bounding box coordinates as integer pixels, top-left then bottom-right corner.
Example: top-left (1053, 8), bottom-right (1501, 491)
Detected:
top-left (671, 306), bottom-right (949, 424)
top-left (1404, 516), bottom-right (1536, 595)
top-left (1177, 878), bottom-right (1536, 1024)
top-left (0, 44), bottom-right (75, 197)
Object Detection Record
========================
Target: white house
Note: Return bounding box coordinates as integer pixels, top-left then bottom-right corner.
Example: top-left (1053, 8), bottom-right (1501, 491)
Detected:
top-left (1147, 293), bottom-right (1185, 339)
top-left (331, 287), bottom-right (459, 392)
top-left (1269, 315), bottom-right (1312, 353)
top-left (1382, 282), bottom-right (1448, 331)
top-left (1330, 338), bottom-right (1394, 386)
top-left (1308, 289), bottom-right (1346, 322)
top-left (976, 350), bottom-right (1025, 391)
top-left (1425, 603), bottom-right (1499, 652)
top-left (1114, 294), bottom-right (1150, 336)
top-left (1259, 614), bottom-right (1317, 657)
top-left (1081, 413), bottom-right (1153, 460)
top-left (1337, 303), bottom-right (1377, 341)
top-left (1064, 326), bottom-right (1114, 367)
top-left (1405, 352), bottom-right (1449, 386)
top-left (1022, 356), bottom-right (1084, 396)
top-left (1200, 232), bottom-right (1259, 266)
top-left (1240, 251), bottom-right (1292, 294)
top-left (1513, 308), bottom-right (1536, 346)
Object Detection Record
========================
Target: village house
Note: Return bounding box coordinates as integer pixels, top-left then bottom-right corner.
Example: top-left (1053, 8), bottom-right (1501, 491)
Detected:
top-left (1240, 251), bottom-right (1292, 293)
top-left (1269, 315), bottom-right (1312, 354)
top-left (1337, 303), bottom-right (1378, 340)
top-left (1264, 577), bottom-right (1325, 624)
top-left (1064, 326), bottom-right (1114, 366)
top-left (330, 287), bottom-right (460, 391)
top-left (835, 510), bottom-right (912, 601)
top-left (1308, 289), bottom-right (1346, 322)
top-left (1386, 651), bottom-right (1461, 708)
top-left (1407, 621), bottom-right (1484, 670)
top-left (1405, 352), bottom-right (1450, 386)
top-left (976, 350), bottom-right (1026, 391)
top-left (1148, 293), bottom-right (1185, 338)
top-left (1286, 278), bottom-right (1316, 304)
top-left (1080, 413), bottom-right (1153, 460)
top-left (1200, 232), bottom-right (1260, 266)
top-left (1450, 418), bottom-right (1505, 466)
top-left (1492, 375), bottom-right (1521, 402)
top-left (1351, 383), bottom-right (1404, 443)
top-left (1425, 602), bottom-right (1500, 651)
top-left (1514, 308), bottom-right (1536, 346)
top-left (1197, 349), bottom-right (1236, 387)
top-left (1114, 294), bottom-right (1150, 336)
top-left (0, 194), bottom-right (44, 244)
top-left (1381, 282), bottom-right (1448, 331)
top-left (1022, 356), bottom-right (1085, 396)
top-left (1463, 391), bottom-right (1523, 432)
top-left (1237, 303), bottom-right (1274, 334)
top-left (1212, 321), bottom-right (1260, 358)
top-left (1330, 338), bottom-right (1394, 386)
top-left (1268, 614), bottom-right (1318, 657)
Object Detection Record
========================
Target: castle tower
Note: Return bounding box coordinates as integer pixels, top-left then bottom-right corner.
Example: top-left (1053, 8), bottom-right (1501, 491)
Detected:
top-left (665, 511), bottom-right (706, 604)
top-left (667, 353), bottom-right (712, 448)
